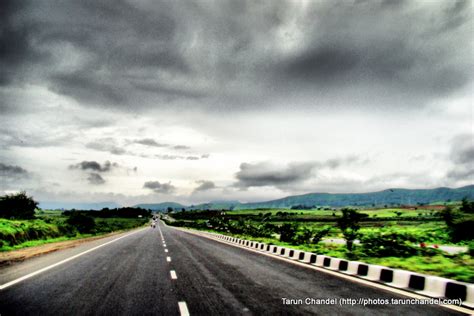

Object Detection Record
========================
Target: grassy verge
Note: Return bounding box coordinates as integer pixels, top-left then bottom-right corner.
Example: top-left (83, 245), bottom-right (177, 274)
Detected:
top-left (0, 217), bottom-right (148, 252)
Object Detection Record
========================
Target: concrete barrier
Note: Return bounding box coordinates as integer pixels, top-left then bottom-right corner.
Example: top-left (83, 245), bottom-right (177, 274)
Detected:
top-left (361, 265), bottom-right (384, 281)
top-left (315, 255), bottom-right (330, 267)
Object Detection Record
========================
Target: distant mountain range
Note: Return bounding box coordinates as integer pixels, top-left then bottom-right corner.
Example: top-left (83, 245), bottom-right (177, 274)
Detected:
top-left (39, 201), bottom-right (120, 210)
top-left (133, 185), bottom-right (474, 211)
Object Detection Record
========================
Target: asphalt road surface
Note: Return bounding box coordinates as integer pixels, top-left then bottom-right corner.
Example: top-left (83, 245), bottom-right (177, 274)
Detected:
top-left (0, 221), bottom-right (468, 315)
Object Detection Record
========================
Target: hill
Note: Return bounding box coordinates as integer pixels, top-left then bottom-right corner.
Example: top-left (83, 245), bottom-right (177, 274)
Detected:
top-left (134, 202), bottom-right (186, 211)
top-left (39, 201), bottom-right (120, 210)
top-left (236, 185), bottom-right (474, 209)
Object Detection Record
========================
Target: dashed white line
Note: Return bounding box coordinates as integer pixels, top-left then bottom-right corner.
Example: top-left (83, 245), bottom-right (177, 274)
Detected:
top-left (157, 223), bottom-right (165, 240)
top-left (163, 244), bottom-right (167, 247)
top-left (178, 301), bottom-right (190, 316)
top-left (165, 249), bottom-right (169, 253)
top-left (170, 270), bottom-right (177, 279)
top-left (0, 228), bottom-right (144, 290)
top-left (166, 256), bottom-right (171, 262)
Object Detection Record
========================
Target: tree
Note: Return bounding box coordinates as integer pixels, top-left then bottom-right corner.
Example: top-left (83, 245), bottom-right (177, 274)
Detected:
top-left (460, 197), bottom-right (474, 213)
top-left (337, 209), bottom-right (366, 252)
top-left (0, 191), bottom-right (38, 219)
top-left (279, 223), bottom-right (298, 242)
top-left (66, 213), bottom-right (96, 233)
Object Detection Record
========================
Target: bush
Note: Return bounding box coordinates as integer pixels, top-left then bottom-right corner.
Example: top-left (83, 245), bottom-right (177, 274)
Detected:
top-left (279, 223), bottom-right (298, 242)
top-left (291, 227), bottom-right (313, 245)
top-left (360, 230), bottom-right (420, 257)
top-left (66, 213), bottom-right (96, 234)
top-left (0, 192), bottom-right (38, 219)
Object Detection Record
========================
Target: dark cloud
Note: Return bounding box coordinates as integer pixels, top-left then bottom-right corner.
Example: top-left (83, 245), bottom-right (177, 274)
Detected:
top-left (193, 180), bottom-right (216, 193)
top-left (143, 181), bottom-right (176, 194)
top-left (134, 138), bottom-right (169, 147)
top-left (87, 173), bottom-right (106, 185)
top-left (234, 156), bottom-right (366, 189)
top-left (1, 0), bottom-right (470, 112)
top-left (0, 162), bottom-right (29, 178)
top-left (235, 161), bottom-right (316, 189)
top-left (69, 160), bottom-right (118, 173)
top-left (447, 134), bottom-right (474, 181)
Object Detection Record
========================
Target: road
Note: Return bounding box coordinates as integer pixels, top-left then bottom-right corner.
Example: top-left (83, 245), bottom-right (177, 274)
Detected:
top-left (0, 221), bottom-right (468, 315)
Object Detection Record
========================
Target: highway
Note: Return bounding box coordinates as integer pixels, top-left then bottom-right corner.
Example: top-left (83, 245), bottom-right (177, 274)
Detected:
top-left (0, 221), bottom-right (467, 315)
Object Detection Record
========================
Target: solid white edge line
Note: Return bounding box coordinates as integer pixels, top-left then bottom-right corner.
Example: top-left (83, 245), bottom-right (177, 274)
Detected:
top-left (170, 270), bottom-right (177, 279)
top-left (0, 228), bottom-right (145, 290)
top-left (166, 256), bottom-right (171, 262)
top-left (178, 301), bottom-right (190, 316)
top-left (171, 226), bottom-right (473, 315)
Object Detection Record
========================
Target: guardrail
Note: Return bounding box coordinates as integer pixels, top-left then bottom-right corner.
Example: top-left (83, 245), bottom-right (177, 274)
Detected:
top-left (192, 230), bottom-right (474, 309)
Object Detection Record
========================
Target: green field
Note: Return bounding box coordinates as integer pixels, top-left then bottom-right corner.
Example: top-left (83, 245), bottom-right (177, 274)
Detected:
top-left (165, 204), bottom-right (474, 282)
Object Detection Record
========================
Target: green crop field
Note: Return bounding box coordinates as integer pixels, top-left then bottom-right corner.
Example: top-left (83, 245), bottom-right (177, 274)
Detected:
top-left (165, 203), bottom-right (474, 282)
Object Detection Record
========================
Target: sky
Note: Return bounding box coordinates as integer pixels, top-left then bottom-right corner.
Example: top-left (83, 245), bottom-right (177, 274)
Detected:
top-left (1, 0), bottom-right (473, 206)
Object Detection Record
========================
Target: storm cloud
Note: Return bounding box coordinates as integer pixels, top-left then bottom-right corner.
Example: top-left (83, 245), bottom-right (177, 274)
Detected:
top-left (1, 0), bottom-right (471, 112)
top-left (193, 180), bottom-right (216, 193)
top-left (0, 162), bottom-right (28, 178)
top-left (143, 181), bottom-right (176, 194)
top-left (69, 161), bottom-right (118, 173)
top-left (235, 162), bottom-right (317, 189)
top-left (0, 1), bottom-right (472, 205)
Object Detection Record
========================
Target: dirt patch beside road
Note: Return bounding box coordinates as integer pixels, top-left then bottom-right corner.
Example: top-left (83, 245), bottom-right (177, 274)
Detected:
top-left (0, 231), bottom-right (126, 266)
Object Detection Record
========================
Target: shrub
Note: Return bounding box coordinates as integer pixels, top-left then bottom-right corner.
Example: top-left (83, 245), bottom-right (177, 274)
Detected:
top-left (66, 213), bottom-right (96, 234)
top-left (279, 223), bottom-right (298, 242)
top-left (291, 227), bottom-right (313, 245)
top-left (360, 230), bottom-right (420, 257)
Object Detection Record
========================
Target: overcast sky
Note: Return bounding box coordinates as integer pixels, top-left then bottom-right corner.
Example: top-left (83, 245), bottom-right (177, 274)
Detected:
top-left (1, 0), bottom-right (473, 206)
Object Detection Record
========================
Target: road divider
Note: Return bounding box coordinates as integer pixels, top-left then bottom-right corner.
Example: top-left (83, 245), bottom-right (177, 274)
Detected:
top-left (176, 228), bottom-right (474, 310)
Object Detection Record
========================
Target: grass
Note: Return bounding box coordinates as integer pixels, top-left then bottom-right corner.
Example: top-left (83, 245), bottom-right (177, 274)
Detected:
top-left (170, 221), bottom-right (473, 283)
top-left (0, 217), bottom-right (148, 252)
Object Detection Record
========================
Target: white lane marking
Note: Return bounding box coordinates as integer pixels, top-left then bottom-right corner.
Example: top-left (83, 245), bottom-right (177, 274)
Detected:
top-left (172, 227), bottom-right (472, 315)
top-left (0, 228), bottom-right (144, 290)
top-left (163, 244), bottom-right (167, 247)
top-left (178, 301), bottom-right (190, 316)
top-left (170, 270), bottom-right (177, 279)
top-left (165, 249), bottom-right (169, 253)
top-left (166, 256), bottom-right (171, 262)
top-left (157, 222), bottom-right (165, 240)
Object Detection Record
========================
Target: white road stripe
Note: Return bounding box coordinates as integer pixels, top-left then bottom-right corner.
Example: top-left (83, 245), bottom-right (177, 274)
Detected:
top-left (0, 228), bottom-right (144, 290)
top-left (178, 301), bottom-right (190, 316)
top-left (166, 256), bottom-right (171, 262)
top-left (157, 223), bottom-right (165, 240)
top-left (165, 249), bottom-right (169, 253)
top-left (163, 244), bottom-right (167, 247)
top-left (170, 270), bottom-right (177, 279)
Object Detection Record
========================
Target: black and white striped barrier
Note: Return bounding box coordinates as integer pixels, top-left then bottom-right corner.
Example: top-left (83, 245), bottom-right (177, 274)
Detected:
top-left (196, 230), bottom-right (474, 309)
